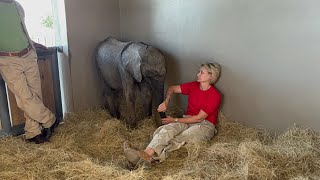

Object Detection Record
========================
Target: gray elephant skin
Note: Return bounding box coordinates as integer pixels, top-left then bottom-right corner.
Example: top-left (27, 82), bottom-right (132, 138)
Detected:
top-left (95, 37), bottom-right (166, 128)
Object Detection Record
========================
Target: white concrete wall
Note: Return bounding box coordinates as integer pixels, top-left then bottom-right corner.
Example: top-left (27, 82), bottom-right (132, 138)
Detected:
top-left (64, 0), bottom-right (120, 111)
top-left (119, 0), bottom-right (320, 132)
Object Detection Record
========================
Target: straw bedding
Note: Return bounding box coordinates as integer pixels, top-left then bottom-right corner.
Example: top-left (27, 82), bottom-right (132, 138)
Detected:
top-left (0, 109), bottom-right (319, 180)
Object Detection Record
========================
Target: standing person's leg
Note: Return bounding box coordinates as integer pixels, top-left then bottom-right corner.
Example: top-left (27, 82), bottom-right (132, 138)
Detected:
top-left (0, 54), bottom-right (42, 140)
top-left (23, 50), bottom-right (56, 129)
top-left (0, 51), bottom-right (55, 140)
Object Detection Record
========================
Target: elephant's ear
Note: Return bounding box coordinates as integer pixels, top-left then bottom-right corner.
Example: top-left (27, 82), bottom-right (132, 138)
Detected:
top-left (121, 43), bottom-right (143, 82)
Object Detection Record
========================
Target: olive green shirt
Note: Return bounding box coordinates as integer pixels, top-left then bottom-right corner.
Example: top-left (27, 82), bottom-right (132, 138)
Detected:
top-left (0, 0), bottom-right (31, 52)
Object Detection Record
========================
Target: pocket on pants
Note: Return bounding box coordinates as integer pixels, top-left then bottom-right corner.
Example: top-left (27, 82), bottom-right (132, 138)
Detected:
top-left (199, 121), bottom-right (216, 141)
top-left (179, 122), bottom-right (215, 142)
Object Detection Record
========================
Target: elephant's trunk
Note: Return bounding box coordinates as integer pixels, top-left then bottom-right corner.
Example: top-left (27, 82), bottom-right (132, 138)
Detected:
top-left (151, 79), bottom-right (165, 110)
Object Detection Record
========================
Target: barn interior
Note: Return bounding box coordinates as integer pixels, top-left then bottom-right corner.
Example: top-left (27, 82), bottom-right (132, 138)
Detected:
top-left (0, 0), bottom-right (320, 179)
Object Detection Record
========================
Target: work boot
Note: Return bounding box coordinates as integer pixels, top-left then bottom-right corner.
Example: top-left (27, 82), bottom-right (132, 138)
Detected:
top-left (42, 119), bottom-right (60, 140)
top-left (26, 134), bottom-right (48, 144)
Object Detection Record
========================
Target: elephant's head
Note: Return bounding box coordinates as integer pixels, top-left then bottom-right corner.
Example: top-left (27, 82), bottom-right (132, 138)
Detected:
top-left (121, 43), bottom-right (166, 106)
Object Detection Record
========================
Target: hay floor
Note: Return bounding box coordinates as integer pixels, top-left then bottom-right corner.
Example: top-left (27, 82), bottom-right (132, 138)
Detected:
top-left (0, 109), bottom-right (320, 180)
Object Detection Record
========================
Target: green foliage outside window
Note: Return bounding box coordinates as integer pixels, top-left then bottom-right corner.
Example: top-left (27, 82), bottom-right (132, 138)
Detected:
top-left (41, 15), bottom-right (54, 29)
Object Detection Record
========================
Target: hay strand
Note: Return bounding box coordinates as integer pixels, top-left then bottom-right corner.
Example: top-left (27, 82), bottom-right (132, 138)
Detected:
top-left (0, 109), bottom-right (319, 179)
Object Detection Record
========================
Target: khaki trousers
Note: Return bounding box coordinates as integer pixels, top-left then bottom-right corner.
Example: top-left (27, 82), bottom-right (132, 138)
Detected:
top-left (0, 50), bottom-right (56, 139)
top-left (147, 119), bottom-right (217, 162)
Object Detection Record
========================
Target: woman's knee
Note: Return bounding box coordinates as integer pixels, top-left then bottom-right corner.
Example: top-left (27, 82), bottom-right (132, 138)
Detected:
top-left (181, 124), bottom-right (215, 142)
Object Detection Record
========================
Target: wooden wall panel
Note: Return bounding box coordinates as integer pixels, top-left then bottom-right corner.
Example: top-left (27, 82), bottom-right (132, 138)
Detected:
top-left (7, 89), bottom-right (25, 126)
top-left (0, 79), bottom-right (9, 131)
top-left (38, 58), bottom-right (55, 113)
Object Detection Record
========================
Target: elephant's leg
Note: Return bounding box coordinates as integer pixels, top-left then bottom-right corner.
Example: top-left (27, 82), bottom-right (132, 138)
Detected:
top-left (113, 91), bottom-right (121, 119)
top-left (139, 81), bottom-right (152, 117)
top-left (103, 85), bottom-right (120, 118)
top-left (120, 75), bottom-right (137, 128)
top-left (123, 87), bottom-right (137, 128)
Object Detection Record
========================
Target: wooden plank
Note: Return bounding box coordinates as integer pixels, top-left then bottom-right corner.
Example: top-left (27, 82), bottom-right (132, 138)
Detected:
top-left (8, 58), bottom-right (55, 126)
top-left (38, 58), bottom-right (56, 114)
top-left (0, 79), bottom-right (9, 130)
top-left (8, 89), bottom-right (25, 126)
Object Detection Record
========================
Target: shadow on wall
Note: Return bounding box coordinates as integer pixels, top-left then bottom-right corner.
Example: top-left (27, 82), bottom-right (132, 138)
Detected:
top-left (120, 1), bottom-right (186, 110)
top-left (219, 65), bottom-right (314, 132)
top-left (161, 51), bottom-right (185, 108)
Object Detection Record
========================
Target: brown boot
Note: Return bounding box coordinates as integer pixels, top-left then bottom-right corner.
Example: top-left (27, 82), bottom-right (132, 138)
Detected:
top-left (124, 148), bottom-right (152, 166)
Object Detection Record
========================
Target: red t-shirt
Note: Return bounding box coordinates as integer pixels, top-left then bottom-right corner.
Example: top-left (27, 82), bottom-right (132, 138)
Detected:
top-left (180, 81), bottom-right (221, 125)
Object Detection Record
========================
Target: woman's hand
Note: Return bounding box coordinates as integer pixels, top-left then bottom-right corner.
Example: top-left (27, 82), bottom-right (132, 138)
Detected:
top-left (157, 85), bottom-right (181, 113)
top-left (157, 101), bottom-right (168, 112)
top-left (161, 116), bottom-right (175, 124)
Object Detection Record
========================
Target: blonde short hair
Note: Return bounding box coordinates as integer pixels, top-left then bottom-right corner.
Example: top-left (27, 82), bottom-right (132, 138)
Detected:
top-left (201, 62), bottom-right (221, 84)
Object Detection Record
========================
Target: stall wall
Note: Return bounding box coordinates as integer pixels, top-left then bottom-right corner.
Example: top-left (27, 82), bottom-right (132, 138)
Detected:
top-left (119, 0), bottom-right (320, 132)
top-left (65, 0), bottom-right (120, 111)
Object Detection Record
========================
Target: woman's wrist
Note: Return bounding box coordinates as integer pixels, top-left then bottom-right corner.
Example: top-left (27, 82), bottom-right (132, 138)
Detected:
top-left (164, 98), bottom-right (170, 105)
top-left (174, 118), bottom-right (179, 123)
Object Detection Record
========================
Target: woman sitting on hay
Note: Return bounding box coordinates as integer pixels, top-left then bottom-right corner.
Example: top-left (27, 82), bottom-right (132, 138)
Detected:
top-left (124, 62), bottom-right (222, 166)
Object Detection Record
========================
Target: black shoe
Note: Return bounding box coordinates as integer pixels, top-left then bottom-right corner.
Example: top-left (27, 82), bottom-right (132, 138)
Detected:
top-left (26, 134), bottom-right (48, 144)
top-left (42, 119), bottom-right (60, 140)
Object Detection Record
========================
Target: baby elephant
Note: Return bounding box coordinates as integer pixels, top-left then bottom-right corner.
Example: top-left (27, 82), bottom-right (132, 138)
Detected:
top-left (95, 37), bottom-right (166, 128)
